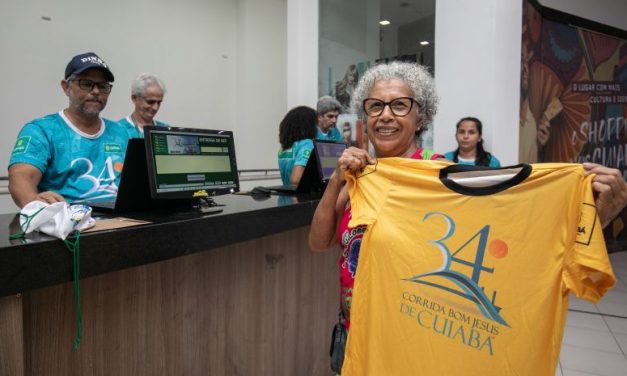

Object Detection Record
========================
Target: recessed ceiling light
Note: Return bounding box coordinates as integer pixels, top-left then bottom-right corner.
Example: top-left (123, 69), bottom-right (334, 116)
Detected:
top-left (379, 20), bottom-right (391, 26)
top-left (420, 41), bottom-right (430, 46)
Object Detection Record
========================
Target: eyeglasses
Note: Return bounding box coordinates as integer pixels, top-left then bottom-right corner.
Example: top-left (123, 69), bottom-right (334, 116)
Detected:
top-left (71, 79), bottom-right (113, 93)
top-left (362, 97), bottom-right (418, 117)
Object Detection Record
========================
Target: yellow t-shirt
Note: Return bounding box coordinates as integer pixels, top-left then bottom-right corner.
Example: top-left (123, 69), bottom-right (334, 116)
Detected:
top-left (342, 158), bottom-right (615, 376)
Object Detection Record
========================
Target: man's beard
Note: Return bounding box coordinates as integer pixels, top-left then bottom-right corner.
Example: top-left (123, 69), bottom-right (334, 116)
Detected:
top-left (76, 100), bottom-right (104, 118)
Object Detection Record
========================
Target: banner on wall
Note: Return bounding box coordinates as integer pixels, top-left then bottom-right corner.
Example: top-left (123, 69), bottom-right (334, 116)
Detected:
top-left (519, 0), bottom-right (627, 249)
top-left (520, 0), bottom-right (627, 169)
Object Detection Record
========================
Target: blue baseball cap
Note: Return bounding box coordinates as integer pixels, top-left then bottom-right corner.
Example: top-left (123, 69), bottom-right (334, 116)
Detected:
top-left (64, 52), bottom-right (114, 82)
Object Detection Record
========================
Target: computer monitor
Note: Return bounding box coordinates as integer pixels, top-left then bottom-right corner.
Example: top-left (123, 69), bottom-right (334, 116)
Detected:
top-left (314, 140), bottom-right (347, 182)
top-left (263, 140), bottom-right (346, 194)
top-left (143, 126), bottom-right (240, 200)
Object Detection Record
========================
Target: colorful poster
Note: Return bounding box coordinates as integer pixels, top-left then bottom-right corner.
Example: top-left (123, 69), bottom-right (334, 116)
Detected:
top-left (520, 0), bottom-right (627, 169)
top-left (337, 113), bottom-right (364, 148)
top-left (324, 62), bottom-right (371, 112)
top-left (519, 0), bottom-right (627, 249)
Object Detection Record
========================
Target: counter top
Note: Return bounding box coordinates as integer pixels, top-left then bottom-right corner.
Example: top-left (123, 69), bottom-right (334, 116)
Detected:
top-left (0, 193), bottom-right (320, 297)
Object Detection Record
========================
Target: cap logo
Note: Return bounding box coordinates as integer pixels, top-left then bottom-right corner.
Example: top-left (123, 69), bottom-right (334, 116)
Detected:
top-left (81, 56), bottom-right (108, 68)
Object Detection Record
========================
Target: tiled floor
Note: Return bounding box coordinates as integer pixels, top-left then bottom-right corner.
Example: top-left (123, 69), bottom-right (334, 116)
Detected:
top-left (556, 251), bottom-right (627, 376)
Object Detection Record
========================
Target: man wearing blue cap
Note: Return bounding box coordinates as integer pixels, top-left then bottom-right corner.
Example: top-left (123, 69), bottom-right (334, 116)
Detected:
top-left (8, 52), bottom-right (131, 207)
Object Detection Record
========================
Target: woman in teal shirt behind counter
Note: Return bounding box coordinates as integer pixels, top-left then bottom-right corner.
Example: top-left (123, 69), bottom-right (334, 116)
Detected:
top-left (444, 116), bottom-right (501, 167)
top-left (277, 106), bottom-right (317, 185)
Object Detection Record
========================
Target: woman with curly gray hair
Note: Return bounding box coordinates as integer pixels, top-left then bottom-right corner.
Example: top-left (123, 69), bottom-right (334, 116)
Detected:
top-left (350, 61), bottom-right (438, 136)
top-left (308, 62), bottom-right (443, 371)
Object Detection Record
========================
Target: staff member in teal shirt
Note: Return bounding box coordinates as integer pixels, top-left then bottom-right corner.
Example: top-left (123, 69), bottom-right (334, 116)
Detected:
top-left (316, 96), bottom-right (344, 142)
top-left (444, 117), bottom-right (501, 167)
top-left (278, 106), bottom-right (317, 185)
top-left (8, 52), bottom-right (130, 207)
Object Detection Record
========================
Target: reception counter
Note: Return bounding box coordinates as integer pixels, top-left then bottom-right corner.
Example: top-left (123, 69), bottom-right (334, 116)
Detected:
top-left (0, 194), bottom-right (339, 376)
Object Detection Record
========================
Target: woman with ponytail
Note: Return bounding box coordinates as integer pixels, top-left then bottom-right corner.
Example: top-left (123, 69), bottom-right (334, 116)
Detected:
top-left (444, 117), bottom-right (501, 167)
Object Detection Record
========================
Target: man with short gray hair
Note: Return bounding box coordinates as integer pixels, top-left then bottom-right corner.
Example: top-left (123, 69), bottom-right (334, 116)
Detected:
top-left (119, 73), bottom-right (168, 138)
top-left (316, 96), bottom-right (344, 142)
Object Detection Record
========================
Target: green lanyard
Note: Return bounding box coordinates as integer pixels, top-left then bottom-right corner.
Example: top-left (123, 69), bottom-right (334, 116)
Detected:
top-left (10, 208), bottom-right (83, 350)
top-left (63, 231), bottom-right (82, 350)
top-left (9, 207), bottom-right (45, 241)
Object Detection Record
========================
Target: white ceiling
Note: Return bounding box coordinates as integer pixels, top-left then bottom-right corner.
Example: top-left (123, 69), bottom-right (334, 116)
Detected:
top-left (380, 0), bottom-right (436, 27)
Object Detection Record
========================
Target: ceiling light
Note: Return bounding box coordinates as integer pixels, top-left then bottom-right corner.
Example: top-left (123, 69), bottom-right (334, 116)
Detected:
top-left (379, 20), bottom-right (391, 26)
top-left (420, 41), bottom-right (430, 46)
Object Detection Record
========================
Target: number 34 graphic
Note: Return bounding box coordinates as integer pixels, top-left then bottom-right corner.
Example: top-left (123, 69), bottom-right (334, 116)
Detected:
top-left (404, 212), bottom-right (509, 326)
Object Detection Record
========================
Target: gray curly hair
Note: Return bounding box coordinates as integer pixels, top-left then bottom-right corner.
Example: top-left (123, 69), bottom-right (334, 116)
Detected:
top-left (351, 62), bottom-right (438, 126)
top-left (131, 73), bottom-right (167, 97)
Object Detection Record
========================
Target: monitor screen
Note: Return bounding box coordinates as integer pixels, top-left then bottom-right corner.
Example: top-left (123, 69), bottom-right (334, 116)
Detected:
top-left (143, 126), bottom-right (240, 200)
top-left (314, 141), bottom-right (347, 181)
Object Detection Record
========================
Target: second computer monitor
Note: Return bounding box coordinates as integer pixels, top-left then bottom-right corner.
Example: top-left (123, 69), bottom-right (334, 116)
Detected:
top-left (314, 140), bottom-right (347, 182)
